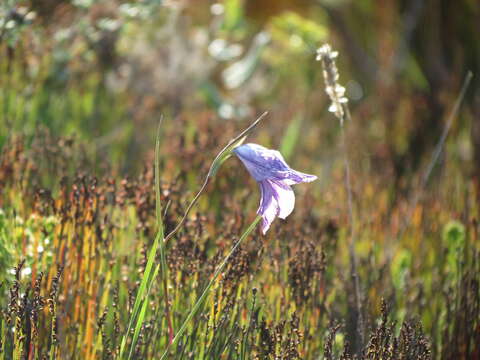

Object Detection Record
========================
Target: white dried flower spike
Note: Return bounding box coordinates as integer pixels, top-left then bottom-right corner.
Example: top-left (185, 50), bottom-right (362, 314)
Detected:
top-left (316, 45), bottom-right (338, 61)
top-left (316, 44), bottom-right (349, 125)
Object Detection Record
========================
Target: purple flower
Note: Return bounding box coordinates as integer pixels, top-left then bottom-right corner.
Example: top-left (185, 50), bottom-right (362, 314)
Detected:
top-left (233, 143), bottom-right (317, 234)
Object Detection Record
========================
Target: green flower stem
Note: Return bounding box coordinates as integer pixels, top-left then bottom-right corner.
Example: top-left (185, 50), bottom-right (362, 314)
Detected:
top-left (160, 215), bottom-right (262, 360)
top-left (163, 111), bottom-right (267, 244)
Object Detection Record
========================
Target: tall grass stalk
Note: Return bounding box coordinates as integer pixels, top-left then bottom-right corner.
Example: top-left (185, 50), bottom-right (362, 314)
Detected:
top-left (382, 71), bottom-right (474, 273)
top-left (317, 44), bottom-right (364, 348)
top-left (339, 116), bottom-right (364, 347)
top-left (119, 118), bottom-right (166, 359)
top-left (155, 117), bottom-right (174, 346)
top-left (402, 71), bottom-right (473, 233)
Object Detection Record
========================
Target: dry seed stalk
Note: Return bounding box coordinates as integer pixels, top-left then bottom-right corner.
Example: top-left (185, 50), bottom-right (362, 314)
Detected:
top-left (317, 43), bottom-right (364, 350)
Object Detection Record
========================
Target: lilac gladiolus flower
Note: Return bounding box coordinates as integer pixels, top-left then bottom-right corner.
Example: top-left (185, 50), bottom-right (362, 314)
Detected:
top-left (233, 143), bottom-right (317, 234)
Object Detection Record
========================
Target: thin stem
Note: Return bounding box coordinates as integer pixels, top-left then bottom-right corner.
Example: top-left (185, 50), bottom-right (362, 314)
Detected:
top-left (160, 216), bottom-right (262, 359)
top-left (155, 117), bottom-right (174, 345)
top-left (163, 177), bottom-right (210, 244)
top-left (339, 118), bottom-right (364, 349)
top-left (421, 72), bottom-right (473, 187)
top-left (316, 44), bottom-right (364, 349)
top-left (400, 71), bottom-right (473, 236)
top-left (207, 112), bottom-right (268, 178)
top-left (163, 112), bottom-right (268, 244)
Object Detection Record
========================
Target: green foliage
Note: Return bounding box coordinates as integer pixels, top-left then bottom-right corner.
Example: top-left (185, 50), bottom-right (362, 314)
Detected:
top-left (280, 114), bottom-right (303, 161)
top-left (442, 220), bottom-right (466, 275)
top-left (390, 248), bottom-right (412, 292)
top-left (223, 0), bottom-right (244, 32)
top-left (442, 220), bottom-right (465, 251)
top-left (0, 209), bottom-right (13, 283)
top-left (270, 11), bottom-right (328, 52)
top-left (0, 209), bottom-right (58, 284)
top-left (222, 32), bottom-right (271, 89)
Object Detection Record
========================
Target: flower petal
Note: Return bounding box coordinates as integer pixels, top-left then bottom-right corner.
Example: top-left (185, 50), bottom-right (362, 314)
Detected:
top-left (270, 180), bottom-right (295, 219)
top-left (281, 171), bottom-right (318, 185)
top-left (257, 180), bottom-right (279, 234)
top-left (234, 144), bottom-right (291, 181)
top-left (234, 143), bottom-right (317, 185)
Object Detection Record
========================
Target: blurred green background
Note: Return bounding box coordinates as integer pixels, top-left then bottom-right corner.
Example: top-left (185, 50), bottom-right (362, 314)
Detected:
top-left (1, 0), bottom-right (478, 180)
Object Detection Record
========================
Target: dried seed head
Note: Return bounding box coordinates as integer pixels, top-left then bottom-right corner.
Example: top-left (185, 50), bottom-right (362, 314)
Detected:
top-left (316, 44), bottom-right (349, 124)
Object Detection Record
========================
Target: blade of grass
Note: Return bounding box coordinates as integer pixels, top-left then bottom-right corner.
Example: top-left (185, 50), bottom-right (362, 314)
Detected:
top-left (128, 264), bottom-right (160, 359)
top-left (400, 71), bottom-right (473, 234)
top-left (155, 117), bottom-right (174, 345)
top-left (119, 117), bottom-right (165, 358)
top-left (118, 232), bottom-right (160, 358)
